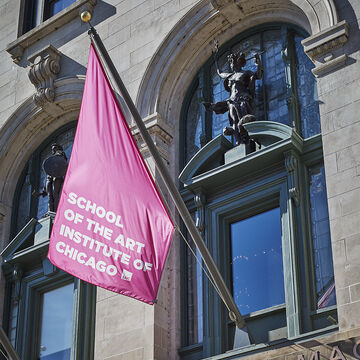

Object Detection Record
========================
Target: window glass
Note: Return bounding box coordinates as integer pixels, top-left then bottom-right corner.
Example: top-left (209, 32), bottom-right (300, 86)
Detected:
top-left (210, 51), bottom-right (229, 140)
top-left (295, 36), bottom-right (320, 138)
top-left (262, 30), bottom-right (288, 125)
top-left (46, 0), bottom-right (76, 19)
top-left (22, 0), bottom-right (76, 33)
top-left (15, 170), bottom-right (32, 234)
top-left (183, 25), bottom-right (321, 165)
top-left (22, 0), bottom-right (38, 33)
top-left (38, 282), bottom-right (74, 359)
top-left (231, 207), bottom-right (284, 314)
top-left (185, 83), bottom-right (202, 162)
top-left (309, 164), bottom-right (336, 309)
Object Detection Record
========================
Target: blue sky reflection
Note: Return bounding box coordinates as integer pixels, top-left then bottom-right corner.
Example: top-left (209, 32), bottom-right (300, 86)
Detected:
top-left (231, 207), bottom-right (284, 314)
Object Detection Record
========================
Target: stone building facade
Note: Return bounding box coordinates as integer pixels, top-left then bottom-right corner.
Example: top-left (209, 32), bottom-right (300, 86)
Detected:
top-left (0, 0), bottom-right (359, 360)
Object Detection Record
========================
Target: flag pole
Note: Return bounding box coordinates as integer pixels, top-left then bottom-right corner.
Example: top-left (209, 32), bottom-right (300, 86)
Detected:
top-left (81, 12), bottom-right (251, 342)
top-left (0, 326), bottom-right (21, 360)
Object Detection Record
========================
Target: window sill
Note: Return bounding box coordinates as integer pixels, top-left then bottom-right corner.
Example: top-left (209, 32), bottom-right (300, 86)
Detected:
top-left (208, 325), bottom-right (339, 360)
top-left (6, 0), bottom-right (96, 64)
top-left (243, 303), bottom-right (286, 320)
top-left (310, 304), bottom-right (337, 316)
top-left (178, 343), bottom-right (203, 358)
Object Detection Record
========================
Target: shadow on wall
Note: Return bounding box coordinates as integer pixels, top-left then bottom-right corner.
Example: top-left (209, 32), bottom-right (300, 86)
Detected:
top-left (337, 0), bottom-right (360, 66)
top-left (59, 53), bottom-right (87, 77)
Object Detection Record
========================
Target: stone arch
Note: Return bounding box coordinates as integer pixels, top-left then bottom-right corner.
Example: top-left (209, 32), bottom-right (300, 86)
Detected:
top-left (136, 0), bottom-right (339, 126)
top-left (0, 76), bottom-right (84, 245)
top-left (290, 0), bottom-right (338, 30)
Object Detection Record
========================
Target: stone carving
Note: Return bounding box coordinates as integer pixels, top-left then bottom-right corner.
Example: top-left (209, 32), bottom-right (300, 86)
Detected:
top-left (203, 41), bottom-right (263, 147)
top-left (194, 193), bottom-right (206, 235)
top-left (302, 20), bottom-right (349, 77)
top-left (33, 144), bottom-right (68, 213)
top-left (28, 45), bottom-right (61, 106)
top-left (285, 150), bottom-right (300, 206)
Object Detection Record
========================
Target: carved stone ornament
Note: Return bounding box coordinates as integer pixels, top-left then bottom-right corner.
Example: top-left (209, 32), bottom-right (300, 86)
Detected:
top-left (302, 20), bottom-right (349, 77)
top-left (27, 45), bottom-right (61, 107)
top-left (194, 193), bottom-right (206, 235)
top-left (285, 150), bottom-right (300, 206)
top-left (12, 264), bottom-right (23, 302)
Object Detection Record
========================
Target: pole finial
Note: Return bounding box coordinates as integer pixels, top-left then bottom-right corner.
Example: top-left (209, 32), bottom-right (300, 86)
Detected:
top-left (80, 11), bottom-right (92, 23)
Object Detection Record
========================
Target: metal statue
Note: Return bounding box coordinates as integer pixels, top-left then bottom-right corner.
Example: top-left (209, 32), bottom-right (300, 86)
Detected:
top-left (34, 143), bottom-right (68, 213)
top-left (203, 41), bottom-right (263, 146)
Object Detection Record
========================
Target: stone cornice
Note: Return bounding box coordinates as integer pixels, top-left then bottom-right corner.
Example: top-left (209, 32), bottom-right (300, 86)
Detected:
top-left (6, 0), bottom-right (96, 64)
top-left (302, 20), bottom-right (349, 77)
top-left (302, 21), bottom-right (349, 60)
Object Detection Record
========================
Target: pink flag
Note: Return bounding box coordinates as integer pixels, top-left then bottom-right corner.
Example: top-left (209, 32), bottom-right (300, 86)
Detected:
top-left (48, 44), bottom-right (174, 304)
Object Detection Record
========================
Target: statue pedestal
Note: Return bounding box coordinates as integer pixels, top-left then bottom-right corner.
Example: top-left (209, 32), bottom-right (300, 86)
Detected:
top-left (224, 140), bottom-right (256, 164)
top-left (34, 212), bottom-right (56, 245)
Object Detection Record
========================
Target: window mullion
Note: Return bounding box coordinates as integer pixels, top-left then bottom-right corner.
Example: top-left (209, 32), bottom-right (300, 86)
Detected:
top-left (197, 69), bottom-right (207, 148)
top-left (300, 161), bottom-right (318, 330)
top-left (28, 155), bottom-right (38, 221)
top-left (35, 0), bottom-right (45, 26)
top-left (260, 32), bottom-right (268, 121)
top-left (200, 67), bottom-right (212, 146)
top-left (282, 27), bottom-right (301, 132)
top-left (284, 150), bottom-right (302, 338)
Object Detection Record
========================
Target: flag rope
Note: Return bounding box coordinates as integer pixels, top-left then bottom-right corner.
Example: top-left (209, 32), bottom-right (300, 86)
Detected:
top-left (176, 226), bottom-right (232, 313)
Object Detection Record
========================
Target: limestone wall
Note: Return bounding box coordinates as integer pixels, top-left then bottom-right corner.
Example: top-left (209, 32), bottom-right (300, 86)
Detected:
top-left (0, 0), bottom-right (360, 359)
top-left (319, 0), bottom-right (360, 332)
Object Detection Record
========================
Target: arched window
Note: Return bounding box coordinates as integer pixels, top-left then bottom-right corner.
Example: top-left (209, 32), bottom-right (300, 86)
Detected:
top-left (182, 24), bottom-right (320, 164)
top-left (3, 122), bottom-right (95, 360)
top-left (179, 24), bottom-right (336, 359)
top-left (12, 122), bottom-right (76, 236)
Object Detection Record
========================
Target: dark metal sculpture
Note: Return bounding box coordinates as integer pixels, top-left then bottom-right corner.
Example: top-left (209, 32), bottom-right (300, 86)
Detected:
top-left (203, 41), bottom-right (263, 147)
top-left (33, 143), bottom-right (68, 213)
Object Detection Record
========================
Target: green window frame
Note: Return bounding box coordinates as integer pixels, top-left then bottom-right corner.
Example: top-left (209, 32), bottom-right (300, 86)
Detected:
top-left (178, 21), bottom-right (335, 355)
top-left (179, 141), bottom-right (337, 359)
top-left (205, 178), bottom-right (290, 355)
top-left (2, 259), bottom-right (95, 360)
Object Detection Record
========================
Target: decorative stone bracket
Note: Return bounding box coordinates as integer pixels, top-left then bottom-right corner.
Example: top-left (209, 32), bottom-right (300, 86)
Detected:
top-left (12, 265), bottom-right (23, 302)
top-left (27, 45), bottom-right (61, 107)
top-left (302, 20), bottom-right (349, 77)
top-left (285, 150), bottom-right (300, 207)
